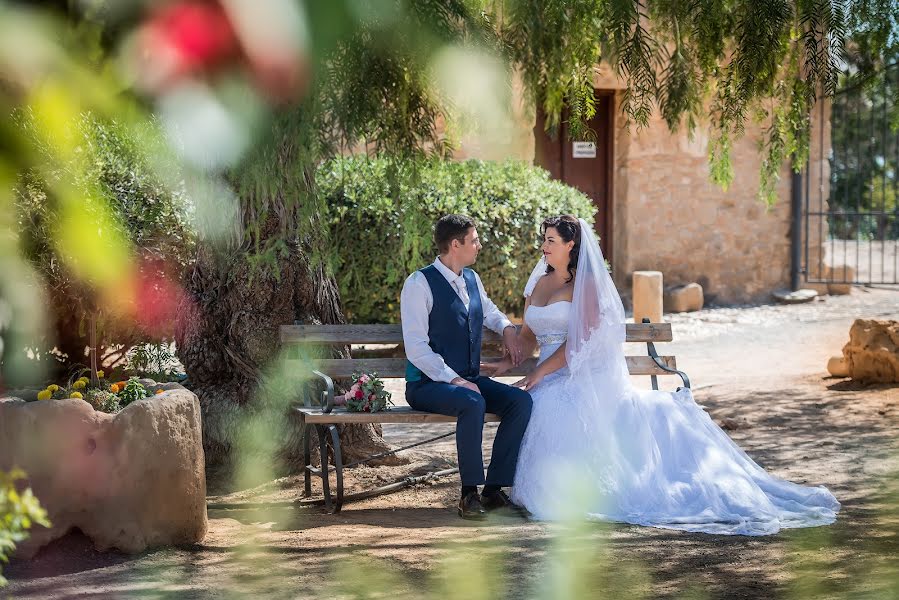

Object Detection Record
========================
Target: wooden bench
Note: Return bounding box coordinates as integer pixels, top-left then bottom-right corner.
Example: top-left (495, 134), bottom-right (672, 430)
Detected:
top-left (282, 319), bottom-right (689, 512)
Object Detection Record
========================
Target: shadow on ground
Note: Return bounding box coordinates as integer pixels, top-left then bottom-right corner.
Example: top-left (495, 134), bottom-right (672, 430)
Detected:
top-left (5, 375), bottom-right (899, 599)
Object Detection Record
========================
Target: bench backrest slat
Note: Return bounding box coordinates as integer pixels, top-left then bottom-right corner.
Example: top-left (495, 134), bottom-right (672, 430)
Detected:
top-left (291, 355), bottom-right (677, 379)
top-left (280, 322), bottom-right (672, 344)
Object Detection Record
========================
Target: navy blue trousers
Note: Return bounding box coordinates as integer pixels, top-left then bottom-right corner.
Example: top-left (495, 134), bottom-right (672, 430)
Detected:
top-left (406, 376), bottom-right (533, 486)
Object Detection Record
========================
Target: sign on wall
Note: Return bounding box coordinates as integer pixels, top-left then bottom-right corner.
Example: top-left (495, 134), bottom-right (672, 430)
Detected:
top-left (572, 141), bottom-right (597, 158)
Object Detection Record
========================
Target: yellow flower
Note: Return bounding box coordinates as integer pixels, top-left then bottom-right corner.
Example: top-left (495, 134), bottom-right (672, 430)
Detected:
top-left (70, 391), bottom-right (83, 399)
top-left (155, 389), bottom-right (164, 395)
top-left (96, 370), bottom-right (105, 379)
top-left (73, 380), bottom-right (86, 390)
top-left (78, 376), bottom-right (89, 384)
top-left (37, 390), bottom-right (52, 401)
top-left (47, 384), bottom-right (59, 393)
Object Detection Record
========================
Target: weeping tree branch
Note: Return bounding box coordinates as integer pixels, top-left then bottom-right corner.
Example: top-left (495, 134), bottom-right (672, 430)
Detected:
top-left (499, 0), bottom-right (893, 203)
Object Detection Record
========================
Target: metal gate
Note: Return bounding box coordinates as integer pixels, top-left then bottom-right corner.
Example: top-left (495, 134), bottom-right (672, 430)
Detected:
top-left (801, 62), bottom-right (899, 286)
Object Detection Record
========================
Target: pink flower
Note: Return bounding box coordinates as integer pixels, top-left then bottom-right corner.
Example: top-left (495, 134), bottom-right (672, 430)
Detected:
top-left (369, 393), bottom-right (376, 401)
top-left (134, 2), bottom-right (238, 91)
top-left (360, 374), bottom-right (371, 384)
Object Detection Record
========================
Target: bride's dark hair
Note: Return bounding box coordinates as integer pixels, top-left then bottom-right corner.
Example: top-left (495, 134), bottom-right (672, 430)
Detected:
top-left (541, 215), bottom-right (581, 283)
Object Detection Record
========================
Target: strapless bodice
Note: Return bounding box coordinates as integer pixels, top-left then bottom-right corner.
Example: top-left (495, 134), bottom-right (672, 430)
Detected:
top-left (524, 301), bottom-right (570, 365)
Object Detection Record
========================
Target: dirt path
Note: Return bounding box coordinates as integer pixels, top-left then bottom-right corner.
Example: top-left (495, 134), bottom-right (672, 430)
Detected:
top-left (5, 288), bottom-right (899, 599)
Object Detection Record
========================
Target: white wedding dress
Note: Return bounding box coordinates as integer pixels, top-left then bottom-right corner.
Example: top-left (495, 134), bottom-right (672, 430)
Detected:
top-left (510, 221), bottom-right (840, 536)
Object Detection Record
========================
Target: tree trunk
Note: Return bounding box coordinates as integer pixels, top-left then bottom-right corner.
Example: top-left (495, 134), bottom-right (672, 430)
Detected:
top-left (51, 312), bottom-right (87, 379)
top-left (175, 230), bottom-right (402, 473)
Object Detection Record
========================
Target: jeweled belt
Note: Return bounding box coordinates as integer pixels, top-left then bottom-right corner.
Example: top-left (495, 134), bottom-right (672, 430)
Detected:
top-left (536, 332), bottom-right (567, 346)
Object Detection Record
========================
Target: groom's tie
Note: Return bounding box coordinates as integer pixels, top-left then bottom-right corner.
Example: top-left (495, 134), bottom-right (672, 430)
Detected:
top-left (451, 276), bottom-right (470, 310)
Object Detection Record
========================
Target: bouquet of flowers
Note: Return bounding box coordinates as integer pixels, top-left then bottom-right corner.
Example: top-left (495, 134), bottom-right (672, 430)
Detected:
top-left (335, 372), bottom-right (392, 413)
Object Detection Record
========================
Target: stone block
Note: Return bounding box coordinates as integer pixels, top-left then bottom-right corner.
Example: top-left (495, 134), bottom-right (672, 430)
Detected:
top-left (664, 283), bottom-right (704, 313)
top-left (633, 271), bottom-right (663, 323)
top-left (799, 265), bottom-right (832, 295)
top-left (803, 282), bottom-right (832, 295)
top-left (828, 282), bottom-right (853, 295)
top-left (827, 265), bottom-right (855, 295)
top-left (0, 389), bottom-right (207, 558)
top-left (827, 355), bottom-right (849, 377)
top-left (842, 319), bottom-right (899, 383)
top-left (772, 288), bottom-right (818, 304)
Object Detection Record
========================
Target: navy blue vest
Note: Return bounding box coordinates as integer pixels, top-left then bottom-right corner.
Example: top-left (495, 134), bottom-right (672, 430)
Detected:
top-left (405, 265), bottom-right (484, 382)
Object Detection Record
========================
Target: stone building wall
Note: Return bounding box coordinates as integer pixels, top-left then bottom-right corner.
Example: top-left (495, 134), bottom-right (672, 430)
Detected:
top-left (449, 69), bottom-right (830, 305)
top-left (609, 94), bottom-right (830, 304)
top-left (611, 99), bottom-right (788, 304)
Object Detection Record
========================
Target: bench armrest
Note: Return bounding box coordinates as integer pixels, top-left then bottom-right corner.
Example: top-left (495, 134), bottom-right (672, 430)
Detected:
top-left (311, 369), bottom-right (336, 413)
top-left (646, 341), bottom-right (691, 390)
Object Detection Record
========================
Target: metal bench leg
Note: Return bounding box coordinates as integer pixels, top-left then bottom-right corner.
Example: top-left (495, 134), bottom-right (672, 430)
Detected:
top-left (316, 425), bottom-right (332, 512)
top-left (303, 423), bottom-right (313, 498)
top-left (328, 425), bottom-right (344, 513)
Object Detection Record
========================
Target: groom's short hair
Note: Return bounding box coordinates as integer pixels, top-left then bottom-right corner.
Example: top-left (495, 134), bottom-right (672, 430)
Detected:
top-left (435, 214), bottom-right (475, 254)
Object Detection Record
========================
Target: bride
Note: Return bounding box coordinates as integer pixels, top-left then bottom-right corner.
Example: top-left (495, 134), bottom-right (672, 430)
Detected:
top-left (481, 215), bottom-right (840, 535)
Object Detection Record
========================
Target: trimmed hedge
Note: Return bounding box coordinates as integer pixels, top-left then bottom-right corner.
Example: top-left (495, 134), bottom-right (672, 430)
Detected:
top-left (318, 157), bottom-right (595, 323)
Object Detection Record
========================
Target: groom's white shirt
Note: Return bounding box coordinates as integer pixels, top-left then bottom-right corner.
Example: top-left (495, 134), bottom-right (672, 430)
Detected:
top-left (401, 257), bottom-right (513, 383)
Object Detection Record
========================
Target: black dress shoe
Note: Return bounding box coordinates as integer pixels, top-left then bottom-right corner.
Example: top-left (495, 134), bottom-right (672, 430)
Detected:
top-left (458, 491), bottom-right (488, 520)
top-left (480, 490), bottom-right (531, 518)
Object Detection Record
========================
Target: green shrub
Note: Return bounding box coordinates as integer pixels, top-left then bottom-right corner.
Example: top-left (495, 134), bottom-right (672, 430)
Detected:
top-left (0, 469), bottom-right (49, 587)
top-left (13, 111), bottom-right (194, 371)
top-left (117, 377), bottom-right (148, 408)
top-left (85, 389), bottom-right (120, 413)
top-left (125, 342), bottom-right (183, 382)
top-left (318, 157), bottom-right (595, 323)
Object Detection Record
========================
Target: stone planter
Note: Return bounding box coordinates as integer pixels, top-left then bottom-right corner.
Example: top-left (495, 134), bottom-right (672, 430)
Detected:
top-left (0, 387), bottom-right (207, 558)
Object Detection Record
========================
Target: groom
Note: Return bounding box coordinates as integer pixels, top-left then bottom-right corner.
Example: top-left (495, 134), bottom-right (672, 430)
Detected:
top-left (400, 214), bottom-right (533, 519)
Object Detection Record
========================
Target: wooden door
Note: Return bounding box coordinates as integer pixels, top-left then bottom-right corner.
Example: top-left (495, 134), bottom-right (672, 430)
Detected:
top-left (534, 91), bottom-right (614, 264)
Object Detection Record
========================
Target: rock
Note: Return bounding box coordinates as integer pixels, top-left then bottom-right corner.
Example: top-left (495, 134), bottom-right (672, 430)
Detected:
top-left (842, 319), bottom-right (899, 383)
top-left (800, 266), bottom-right (832, 295)
top-left (664, 283), bottom-right (704, 313)
top-left (803, 282), bottom-right (831, 295)
top-left (807, 263), bottom-right (836, 294)
top-left (0, 390), bottom-right (207, 558)
top-left (772, 288), bottom-right (818, 304)
top-left (720, 417), bottom-right (750, 431)
top-left (799, 265), bottom-right (855, 296)
top-left (5, 388), bottom-right (39, 402)
top-left (633, 271), bottom-right (663, 323)
top-left (147, 381), bottom-right (187, 394)
top-left (827, 355), bottom-right (850, 377)
top-left (827, 265), bottom-right (855, 295)
top-left (828, 283), bottom-right (853, 295)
